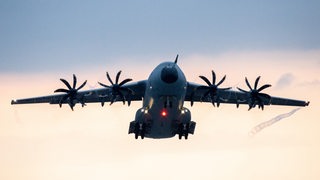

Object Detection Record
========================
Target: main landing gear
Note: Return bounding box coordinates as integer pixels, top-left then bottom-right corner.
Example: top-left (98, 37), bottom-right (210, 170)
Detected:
top-left (177, 121), bottom-right (196, 140)
top-left (129, 121), bottom-right (146, 139)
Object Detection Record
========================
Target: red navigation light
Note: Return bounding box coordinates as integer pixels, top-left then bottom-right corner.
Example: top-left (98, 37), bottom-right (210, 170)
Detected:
top-left (161, 109), bottom-right (167, 117)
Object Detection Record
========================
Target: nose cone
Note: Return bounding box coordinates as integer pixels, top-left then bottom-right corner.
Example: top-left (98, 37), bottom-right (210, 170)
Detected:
top-left (161, 66), bottom-right (178, 84)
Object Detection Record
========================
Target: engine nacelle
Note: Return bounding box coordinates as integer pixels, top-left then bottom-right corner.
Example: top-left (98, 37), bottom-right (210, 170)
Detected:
top-left (176, 107), bottom-right (196, 139)
top-left (178, 107), bottom-right (191, 124)
top-left (128, 108), bottom-right (151, 139)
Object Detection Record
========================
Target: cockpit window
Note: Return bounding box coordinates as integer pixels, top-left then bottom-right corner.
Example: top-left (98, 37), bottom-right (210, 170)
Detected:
top-left (161, 66), bottom-right (178, 83)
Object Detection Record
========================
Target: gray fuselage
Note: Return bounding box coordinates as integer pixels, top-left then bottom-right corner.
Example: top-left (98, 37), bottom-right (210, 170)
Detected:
top-left (133, 62), bottom-right (192, 138)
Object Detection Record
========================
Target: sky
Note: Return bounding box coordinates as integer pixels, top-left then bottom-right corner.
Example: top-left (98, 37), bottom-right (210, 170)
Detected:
top-left (1, 1), bottom-right (320, 180)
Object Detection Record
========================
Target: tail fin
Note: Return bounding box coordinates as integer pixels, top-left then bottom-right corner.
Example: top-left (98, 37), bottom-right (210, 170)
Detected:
top-left (174, 54), bottom-right (179, 64)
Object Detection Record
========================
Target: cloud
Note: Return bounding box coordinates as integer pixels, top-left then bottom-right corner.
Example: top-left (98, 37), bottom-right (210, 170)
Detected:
top-left (275, 73), bottom-right (295, 89)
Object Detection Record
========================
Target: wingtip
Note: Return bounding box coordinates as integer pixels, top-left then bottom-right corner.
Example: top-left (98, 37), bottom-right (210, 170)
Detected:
top-left (305, 101), bottom-right (310, 106)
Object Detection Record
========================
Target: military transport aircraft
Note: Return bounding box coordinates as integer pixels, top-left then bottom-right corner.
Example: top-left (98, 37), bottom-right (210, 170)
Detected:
top-left (11, 55), bottom-right (309, 139)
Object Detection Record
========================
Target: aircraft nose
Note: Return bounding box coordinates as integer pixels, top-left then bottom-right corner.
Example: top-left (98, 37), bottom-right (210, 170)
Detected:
top-left (161, 66), bottom-right (178, 84)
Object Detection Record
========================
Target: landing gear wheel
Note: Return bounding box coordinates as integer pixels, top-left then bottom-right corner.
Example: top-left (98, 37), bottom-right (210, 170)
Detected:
top-left (133, 122), bottom-right (146, 139)
top-left (178, 123), bottom-right (190, 140)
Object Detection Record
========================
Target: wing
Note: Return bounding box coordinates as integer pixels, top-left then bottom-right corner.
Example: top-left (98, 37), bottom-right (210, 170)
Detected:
top-left (186, 82), bottom-right (309, 109)
top-left (11, 80), bottom-right (146, 107)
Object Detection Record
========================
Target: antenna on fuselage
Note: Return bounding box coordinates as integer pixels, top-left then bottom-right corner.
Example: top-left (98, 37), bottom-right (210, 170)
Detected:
top-left (174, 54), bottom-right (179, 64)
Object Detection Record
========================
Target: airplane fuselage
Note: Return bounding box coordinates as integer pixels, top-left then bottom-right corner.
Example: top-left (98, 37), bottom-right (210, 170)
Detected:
top-left (129, 62), bottom-right (196, 139)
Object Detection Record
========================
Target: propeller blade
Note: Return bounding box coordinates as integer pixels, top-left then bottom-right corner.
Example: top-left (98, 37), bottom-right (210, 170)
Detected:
top-left (126, 92), bottom-right (132, 106)
top-left (119, 92), bottom-right (126, 105)
top-left (211, 99), bottom-right (216, 107)
top-left (199, 76), bottom-right (212, 86)
top-left (110, 95), bottom-right (116, 105)
top-left (245, 77), bottom-right (253, 91)
top-left (190, 91), bottom-right (195, 106)
top-left (60, 78), bottom-right (72, 90)
top-left (254, 76), bottom-right (261, 90)
top-left (54, 88), bottom-right (69, 93)
top-left (197, 86), bottom-right (210, 90)
top-left (201, 90), bottom-right (211, 101)
top-left (59, 94), bottom-right (69, 107)
top-left (256, 97), bottom-right (265, 110)
top-left (258, 93), bottom-right (271, 99)
top-left (119, 87), bottom-right (134, 94)
top-left (237, 87), bottom-right (249, 93)
top-left (77, 80), bottom-right (87, 91)
top-left (69, 103), bottom-right (74, 111)
top-left (120, 87), bottom-right (134, 106)
top-left (216, 75), bottom-right (226, 86)
top-left (73, 74), bottom-right (77, 89)
top-left (98, 82), bottom-right (111, 88)
top-left (211, 70), bottom-right (216, 85)
top-left (257, 84), bottom-right (271, 92)
top-left (219, 87), bottom-right (231, 91)
top-left (106, 72), bottom-right (114, 85)
top-left (217, 100), bottom-right (221, 107)
top-left (115, 71), bottom-right (122, 84)
top-left (119, 78), bottom-right (133, 86)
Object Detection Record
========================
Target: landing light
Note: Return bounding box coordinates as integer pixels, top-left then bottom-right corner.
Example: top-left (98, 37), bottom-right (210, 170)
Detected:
top-left (161, 110), bottom-right (167, 117)
top-left (181, 109), bottom-right (188, 114)
top-left (141, 108), bottom-right (148, 114)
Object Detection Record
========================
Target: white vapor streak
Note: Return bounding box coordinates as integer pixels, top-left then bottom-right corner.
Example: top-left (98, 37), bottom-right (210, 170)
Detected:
top-left (249, 108), bottom-right (301, 136)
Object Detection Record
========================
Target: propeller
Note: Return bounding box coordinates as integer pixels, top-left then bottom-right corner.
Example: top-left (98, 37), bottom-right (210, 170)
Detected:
top-left (237, 76), bottom-right (271, 110)
top-left (54, 74), bottom-right (87, 111)
top-left (191, 70), bottom-right (231, 107)
top-left (98, 71), bottom-right (133, 106)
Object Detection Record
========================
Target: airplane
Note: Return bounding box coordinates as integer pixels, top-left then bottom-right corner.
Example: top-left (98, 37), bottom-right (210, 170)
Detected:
top-left (11, 55), bottom-right (309, 140)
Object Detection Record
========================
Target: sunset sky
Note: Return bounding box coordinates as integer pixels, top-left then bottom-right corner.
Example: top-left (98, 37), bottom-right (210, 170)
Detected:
top-left (1, 1), bottom-right (320, 180)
